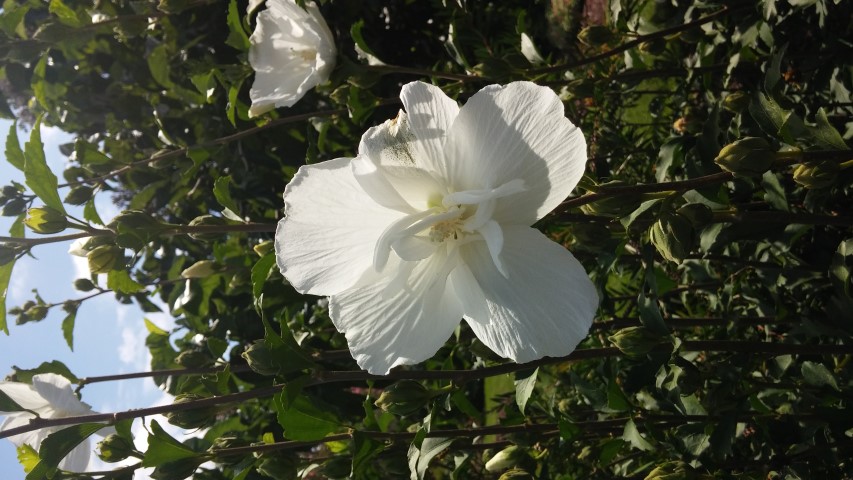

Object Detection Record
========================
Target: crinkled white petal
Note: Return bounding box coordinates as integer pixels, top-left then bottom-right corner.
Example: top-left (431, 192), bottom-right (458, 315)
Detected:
top-left (329, 248), bottom-right (464, 375)
top-left (31, 374), bottom-right (92, 416)
top-left (444, 81), bottom-right (587, 225)
top-left (276, 158), bottom-right (406, 295)
top-left (248, 0), bottom-right (336, 116)
top-left (520, 33), bottom-right (545, 65)
top-left (461, 225), bottom-right (598, 363)
top-left (0, 382), bottom-right (49, 411)
top-left (358, 111), bottom-right (446, 212)
top-left (399, 82), bottom-right (460, 180)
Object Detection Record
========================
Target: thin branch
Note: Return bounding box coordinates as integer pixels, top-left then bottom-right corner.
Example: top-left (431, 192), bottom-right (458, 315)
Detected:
top-left (365, 65), bottom-right (482, 82)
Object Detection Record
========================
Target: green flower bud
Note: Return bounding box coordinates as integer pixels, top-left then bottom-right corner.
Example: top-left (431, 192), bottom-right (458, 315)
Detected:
top-left (97, 434), bottom-right (136, 463)
top-left (180, 260), bottom-right (220, 279)
top-left (207, 436), bottom-right (246, 465)
top-left (253, 240), bottom-right (274, 257)
top-left (256, 455), bottom-right (297, 479)
top-left (24, 206), bottom-right (68, 234)
top-left (714, 137), bottom-right (775, 176)
top-left (73, 278), bottom-right (96, 292)
top-left (22, 305), bottom-right (49, 323)
top-left (722, 91), bottom-right (749, 113)
top-left (188, 215), bottom-right (228, 241)
top-left (164, 393), bottom-right (220, 429)
top-left (499, 468), bottom-right (535, 480)
top-left (374, 380), bottom-right (435, 416)
top-left (675, 203), bottom-right (713, 228)
top-left (644, 461), bottom-right (698, 480)
top-left (109, 210), bottom-right (163, 231)
top-left (577, 25), bottom-right (615, 46)
top-left (650, 212), bottom-right (695, 263)
top-left (241, 341), bottom-right (279, 376)
top-left (64, 185), bottom-right (94, 205)
top-left (175, 350), bottom-right (212, 368)
top-left (87, 245), bottom-right (123, 274)
top-left (485, 445), bottom-right (526, 473)
top-left (2, 198), bottom-right (27, 217)
top-left (1, 185), bottom-right (19, 199)
top-left (608, 326), bottom-right (668, 357)
top-left (793, 161), bottom-right (840, 189)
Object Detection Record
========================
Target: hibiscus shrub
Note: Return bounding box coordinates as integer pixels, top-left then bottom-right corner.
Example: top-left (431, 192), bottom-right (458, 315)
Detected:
top-left (1, 0), bottom-right (852, 479)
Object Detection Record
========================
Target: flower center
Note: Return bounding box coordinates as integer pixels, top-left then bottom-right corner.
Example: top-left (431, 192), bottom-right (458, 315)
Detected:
top-left (373, 179), bottom-right (526, 276)
top-left (292, 48), bottom-right (316, 62)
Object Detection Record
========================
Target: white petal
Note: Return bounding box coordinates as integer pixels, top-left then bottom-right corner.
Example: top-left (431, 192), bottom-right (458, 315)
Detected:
top-left (399, 82), bottom-right (460, 179)
top-left (520, 33), bottom-right (545, 65)
top-left (443, 82), bottom-right (587, 225)
top-left (58, 440), bottom-right (91, 472)
top-left (351, 155), bottom-right (416, 213)
top-left (31, 374), bottom-right (90, 416)
top-left (391, 235), bottom-right (438, 262)
top-left (276, 158), bottom-right (405, 295)
top-left (329, 248), bottom-right (464, 374)
top-left (461, 226), bottom-right (598, 362)
top-left (0, 382), bottom-right (49, 411)
top-left (448, 262), bottom-right (489, 324)
top-left (477, 220), bottom-right (506, 277)
top-left (1, 415), bottom-right (48, 449)
top-left (358, 111), bottom-right (446, 211)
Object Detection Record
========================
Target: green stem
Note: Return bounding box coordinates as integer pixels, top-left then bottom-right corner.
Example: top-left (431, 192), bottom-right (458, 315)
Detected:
top-left (712, 210), bottom-right (853, 227)
top-left (532, 6), bottom-right (740, 75)
top-left (365, 65), bottom-right (482, 82)
top-left (160, 223), bottom-right (276, 236)
top-left (0, 230), bottom-right (110, 247)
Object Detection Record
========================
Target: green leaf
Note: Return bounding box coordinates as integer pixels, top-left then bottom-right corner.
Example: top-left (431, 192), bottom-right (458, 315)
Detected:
top-left (620, 198), bottom-right (662, 231)
top-left (12, 361), bottom-right (78, 384)
top-left (808, 108), bottom-right (848, 150)
top-left (5, 121), bottom-right (25, 171)
top-left (226, 0), bottom-right (250, 50)
top-left (213, 175), bottom-right (240, 215)
top-left (761, 171), bottom-right (789, 212)
top-left (830, 239), bottom-right (853, 296)
top-left (351, 431), bottom-right (387, 477)
top-left (251, 254), bottom-right (277, 302)
top-left (260, 315), bottom-right (315, 375)
top-left (48, 0), bottom-right (82, 27)
top-left (142, 420), bottom-right (201, 467)
top-left (61, 310), bottom-right (76, 351)
top-left (801, 361), bottom-right (839, 391)
top-left (408, 437), bottom-right (455, 480)
top-left (0, 259), bottom-right (14, 335)
top-left (27, 423), bottom-right (107, 480)
top-left (606, 379), bottom-right (631, 412)
top-left (763, 46), bottom-right (786, 93)
top-left (513, 368), bottom-right (538, 415)
top-left (656, 137), bottom-right (685, 183)
top-left (16, 445), bottom-right (39, 473)
top-left (147, 44), bottom-right (174, 88)
top-left (275, 389), bottom-right (341, 441)
top-left (107, 269), bottom-right (145, 294)
top-left (24, 116), bottom-right (66, 214)
top-left (83, 197), bottom-right (104, 225)
top-left (749, 91), bottom-right (787, 138)
top-left (638, 289), bottom-right (668, 336)
top-left (622, 418), bottom-right (654, 451)
top-left (558, 418), bottom-right (581, 441)
top-left (0, 388), bottom-right (24, 412)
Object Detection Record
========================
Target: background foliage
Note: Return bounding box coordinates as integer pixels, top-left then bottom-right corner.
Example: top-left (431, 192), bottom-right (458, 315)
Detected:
top-left (1, 0), bottom-right (852, 478)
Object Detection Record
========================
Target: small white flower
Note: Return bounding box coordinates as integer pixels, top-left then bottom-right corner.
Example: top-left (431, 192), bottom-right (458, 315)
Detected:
top-left (275, 81), bottom-right (599, 375)
top-left (0, 374), bottom-right (109, 472)
top-left (248, 0), bottom-right (336, 117)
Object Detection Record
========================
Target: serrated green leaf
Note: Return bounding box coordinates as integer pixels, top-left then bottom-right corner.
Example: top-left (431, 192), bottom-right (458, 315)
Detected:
top-left (16, 445), bottom-right (39, 473)
top-left (213, 175), bottom-right (239, 214)
top-left (107, 269), bottom-right (145, 294)
top-left (34, 423), bottom-right (106, 474)
top-left (147, 44), bottom-right (174, 88)
top-left (24, 117), bottom-right (66, 214)
top-left (0, 259), bottom-right (14, 335)
top-left (12, 361), bottom-right (78, 384)
top-left (259, 315), bottom-right (315, 376)
top-left (83, 197), bottom-right (104, 225)
top-left (251, 254), bottom-right (277, 302)
top-left (408, 436), bottom-right (455, 480)
top-left (5, 121), bottom-right (25, 171)
top-left (144, 318), bottom-right (170, 336)
top-left (831, 239), bottom-right (853, 296)
top-left (761, 171), bottom-right (789, 212)
top-left (801, 361), bottom-right (839, 391)
top-left (607, 379), bottom-right (631, 412)
top-left (513, 367), bottom-right (538, 415)
top-left (808, 108), bottom-right (848, 150)
top-left (226, 0), bottom-right (250, 50)
top-left (351, 431), bottom-right (387, 477)
top-left (48, 0), bottom-right (82, 27)
top-left (275, 389), bottom-right (341, 441)
top-left (142, 420), bottom-right (201, 467)
top-left (622, 418), bottom-right (654, 451)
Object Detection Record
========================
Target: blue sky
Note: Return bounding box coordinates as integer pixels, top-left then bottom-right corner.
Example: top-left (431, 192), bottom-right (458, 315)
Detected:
top-left (0, 119), bottom-right (181, 478)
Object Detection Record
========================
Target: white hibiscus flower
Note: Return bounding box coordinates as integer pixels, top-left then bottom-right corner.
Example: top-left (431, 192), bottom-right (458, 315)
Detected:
top-left (248, 0), bottom-right (336, 117)
top-left (275, 81), bottom-right (599, 374)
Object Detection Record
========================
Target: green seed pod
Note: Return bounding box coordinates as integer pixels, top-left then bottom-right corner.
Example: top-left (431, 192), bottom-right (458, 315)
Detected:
top-left (374, 380), bottom-right (435, 416)
top-left (241, 341), bottom-right (279, 376)
top-left (499, 468), bottom-right (536, 480)
top-left (180, 260), bottom-right (220, 279)
top-left (64, 185), bottom-right (94, 205)
top-left (87, 245), bottom-right (123, 274)
top-left (73, 278), bottom-right (96, 292)
top-left (97, 434), bottom-right (136, 463)
top-left (24, 206), bottom-right (68, 234)
top-left (722, 91), bottom-right (749, 113)
top-left (608, 326), bottom-right (667, 357)
top-left (2, 198), bottom-right (27, 217)
top-left (793, 161), bottom-right (840, 189)
top-left (577, 25), bottom-right (615, 46)
top-left (714, 137), bottom-right (775, 176)
top-left (650, 212), bottom-right (695, 263)
top-left (23, 305), bottom-right (49, 322)
top-left (164, 393), bottom-right (219, 429)
top-left (188, 214), bottom-right (228, 241)
top-left (485, 445), bottom-right (526, 473)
